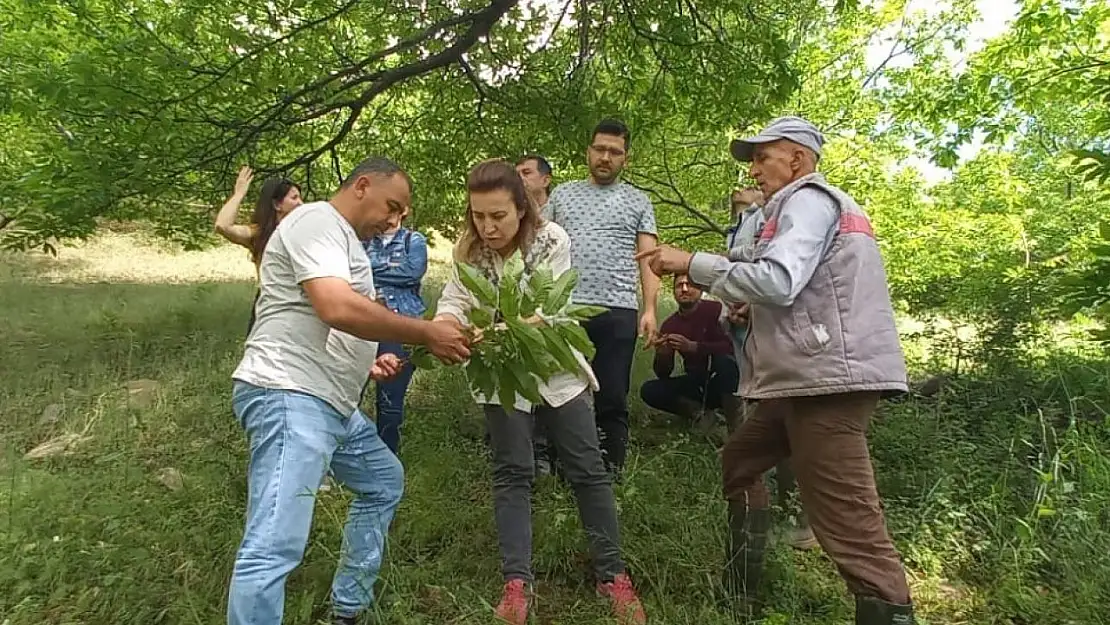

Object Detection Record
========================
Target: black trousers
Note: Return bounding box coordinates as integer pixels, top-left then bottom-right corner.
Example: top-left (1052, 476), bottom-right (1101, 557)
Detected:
top-left (640, 355), bottom-right (740, 416)
top-left (579, 307), bottom-right (639, 471)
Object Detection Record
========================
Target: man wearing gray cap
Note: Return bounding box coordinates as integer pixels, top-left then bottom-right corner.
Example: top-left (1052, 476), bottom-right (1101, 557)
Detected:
top-left (636, 116), bottom-right (914, 624)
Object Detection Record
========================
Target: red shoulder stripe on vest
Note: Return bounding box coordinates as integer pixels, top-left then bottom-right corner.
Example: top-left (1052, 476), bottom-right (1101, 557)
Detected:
top-left (758, 213), bottom-right (874, 241)
top-left (758, 217), bottom-right (778, 241)
top-left (839, 212), bottom-right (874, 238)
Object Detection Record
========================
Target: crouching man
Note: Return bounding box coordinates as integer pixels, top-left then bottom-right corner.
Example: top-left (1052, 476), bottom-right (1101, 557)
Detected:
top-left (640, 274), bottom-right (739, 432)
top-left (636, 117), bottom-right (915, 624)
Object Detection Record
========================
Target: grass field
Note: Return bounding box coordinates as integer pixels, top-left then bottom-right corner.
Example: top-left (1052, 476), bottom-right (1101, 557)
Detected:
top-left (2, 230), bottom-right (1108, 625)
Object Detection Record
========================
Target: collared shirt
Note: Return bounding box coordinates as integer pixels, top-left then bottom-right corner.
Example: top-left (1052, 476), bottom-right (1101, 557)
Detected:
top-left (362, 227), bottom-right (427, 319)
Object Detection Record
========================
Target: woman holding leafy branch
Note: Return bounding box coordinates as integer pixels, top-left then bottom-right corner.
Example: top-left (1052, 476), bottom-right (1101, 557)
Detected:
top-left (427, 159), bottom-right (646, 625)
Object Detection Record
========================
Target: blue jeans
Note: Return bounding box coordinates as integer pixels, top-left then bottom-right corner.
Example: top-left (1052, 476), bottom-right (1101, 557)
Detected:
top-left (374, 342), bottom-right (415, 455)
top-left (227, 381), bottom-right (405, 625)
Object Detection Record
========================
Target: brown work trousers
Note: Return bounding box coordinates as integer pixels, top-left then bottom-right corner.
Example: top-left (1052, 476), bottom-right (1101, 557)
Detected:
top-left (722, 391), bottom-right (911, 604)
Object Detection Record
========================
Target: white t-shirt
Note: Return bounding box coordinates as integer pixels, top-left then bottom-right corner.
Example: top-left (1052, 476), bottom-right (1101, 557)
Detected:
top-left (232, 201), bottom-right (378, 416)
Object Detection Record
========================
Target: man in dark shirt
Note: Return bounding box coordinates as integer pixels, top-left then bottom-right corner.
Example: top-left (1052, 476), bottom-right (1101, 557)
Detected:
top-left (640, 274), bottom-right (739, 431)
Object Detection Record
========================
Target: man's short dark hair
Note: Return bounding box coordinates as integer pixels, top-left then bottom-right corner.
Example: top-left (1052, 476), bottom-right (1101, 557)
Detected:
top-left (340, 156), bottom-right (412, 191)
top-left (591, 118), bottom-right (630, 149)
top-left (517, 154), bottom-right (552, 177)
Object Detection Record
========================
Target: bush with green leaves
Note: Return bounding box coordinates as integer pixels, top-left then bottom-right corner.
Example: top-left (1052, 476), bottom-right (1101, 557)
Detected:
top-left (407, 250), bottom-right (605, 409)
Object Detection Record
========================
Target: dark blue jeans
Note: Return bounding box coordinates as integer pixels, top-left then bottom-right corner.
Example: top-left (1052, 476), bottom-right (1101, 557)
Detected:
top-left (374, 342), bottom-right (415, 455)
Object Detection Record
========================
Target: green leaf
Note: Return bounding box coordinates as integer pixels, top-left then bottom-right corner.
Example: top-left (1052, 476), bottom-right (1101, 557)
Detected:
top-left (496, 367), bottom-right (519, 410)
top-left (555, 322), bottom-right (596, 360)
top-left (527, 265), bottom-right (554, 306)
top-left (520, 291), bottom-right (536, 318)
top-left (503, 249), bottom-right (526, 283)
top-left (457, 263), bottom-right (498, 308)
top-left (505, 317), bottom-right (547, 353)
top-left (466, 352), bottom-right (496, 399)
top-left (564, 303), bottom-right (608, 321)
top-left (541, 268), bottom-right (579, 315)
top-left (467, 306), bottom-right (494, 329)
top-left (408, 346), bottom-right (441, 370)
top-left (505, 362), bottom-right (543, 404)
top-left (498, 274), bottom-right (521, 319)
top-left (540, 325), bottom-right (580, 373)
top-left (519, 344), bottom-right (557, 382)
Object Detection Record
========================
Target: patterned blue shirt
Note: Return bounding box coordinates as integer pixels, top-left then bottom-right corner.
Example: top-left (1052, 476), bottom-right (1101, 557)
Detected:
top-left (362, 227), bottom-right (427, 319)
top-left (542, 179), bottom-right (657, 310)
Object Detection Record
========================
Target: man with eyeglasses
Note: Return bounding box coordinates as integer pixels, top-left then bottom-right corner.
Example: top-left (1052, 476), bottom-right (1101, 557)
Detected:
top-left (543, 119), bottom-right (661, 479)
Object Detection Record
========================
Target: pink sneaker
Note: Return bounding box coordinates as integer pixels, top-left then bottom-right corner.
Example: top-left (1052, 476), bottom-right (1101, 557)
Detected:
top-left (597, 573), bottom-right (646, 625)
top-left (494, 578), bottom-right (530, 625)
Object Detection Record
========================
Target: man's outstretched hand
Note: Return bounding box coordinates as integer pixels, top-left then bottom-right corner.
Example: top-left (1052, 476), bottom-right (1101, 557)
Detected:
top-left (369, 353), bottom-right (405, 382)
top-left (423, 318), bottom-right (471, 364)
top-left (634, 245), bottom-right (694, 278)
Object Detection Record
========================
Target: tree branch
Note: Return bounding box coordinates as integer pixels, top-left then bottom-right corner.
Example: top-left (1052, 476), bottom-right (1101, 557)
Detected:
top-left (275, 1), bottom-right (518, 173)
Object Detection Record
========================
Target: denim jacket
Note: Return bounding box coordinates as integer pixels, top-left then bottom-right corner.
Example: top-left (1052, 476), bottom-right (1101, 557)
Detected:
top-left (363, 227), bottom-right (428, 319)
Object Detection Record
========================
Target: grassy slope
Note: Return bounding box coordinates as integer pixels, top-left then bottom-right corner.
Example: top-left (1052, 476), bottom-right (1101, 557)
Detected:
top-left (1, 232), bottom-right (1108, 625)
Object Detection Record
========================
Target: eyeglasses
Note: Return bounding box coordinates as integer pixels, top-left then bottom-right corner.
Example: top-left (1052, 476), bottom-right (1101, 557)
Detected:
top-left (589, 144), bottom-right (626, 158)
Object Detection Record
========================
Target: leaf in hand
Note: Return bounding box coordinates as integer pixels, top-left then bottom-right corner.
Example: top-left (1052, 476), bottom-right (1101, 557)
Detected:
top-left (467, 306), bottom-right (494, 328)
top-left (503, 249), bottom-right (526, 283)
top-left (466, 352), bottom-right (497, 399)
top-left (527, 265), bottom-right (553, 310)
top-left (408, 345), bottom-right (441, 370)
top-left (540, 325), bottom-right (580, 373)
top-left (505, 362), bottom-right (543, 404)
top-left (498, 274), bottom-right (521, 319)
top-left (542, 268), bottom-right (579, 315)
top-left (555, 322), bottom-right (596, 360)
top-left (457, 263), bottom-right (498, 307)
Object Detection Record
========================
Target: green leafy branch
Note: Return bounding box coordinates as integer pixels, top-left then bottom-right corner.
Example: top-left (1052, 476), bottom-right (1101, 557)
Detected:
top-left (407, 250), bottom-right (605, 408)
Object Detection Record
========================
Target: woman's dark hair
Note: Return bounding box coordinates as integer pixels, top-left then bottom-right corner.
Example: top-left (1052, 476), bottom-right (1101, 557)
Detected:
top-left (249, 177), bottom-right (299, 265)
top-left (454, 159), bottom-right (543, 263)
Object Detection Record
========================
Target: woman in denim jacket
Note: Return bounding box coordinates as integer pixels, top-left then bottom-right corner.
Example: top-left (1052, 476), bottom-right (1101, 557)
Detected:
top-left (362, 208), bottom-right (428, 455)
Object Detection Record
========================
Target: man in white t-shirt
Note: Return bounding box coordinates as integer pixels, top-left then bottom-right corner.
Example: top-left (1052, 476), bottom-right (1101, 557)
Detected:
top-left (226, 157), bottom-right (471, 625)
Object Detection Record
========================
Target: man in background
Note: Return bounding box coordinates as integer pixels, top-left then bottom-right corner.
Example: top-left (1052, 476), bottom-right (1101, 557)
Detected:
top-left (640, 274), bottom-right (738, 433)
top-left (516, 154), bottom-right (553, 210)
top-left (544, 119), bottom-right (661, 478)
top-left (516, 153), bottom-right (557, 476)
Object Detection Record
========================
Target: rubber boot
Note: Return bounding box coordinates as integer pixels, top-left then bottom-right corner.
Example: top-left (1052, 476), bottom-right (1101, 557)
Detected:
top-left (856, 595), bottom-right (915, 625)
top-left (722, 500), bottom-right (770, 619)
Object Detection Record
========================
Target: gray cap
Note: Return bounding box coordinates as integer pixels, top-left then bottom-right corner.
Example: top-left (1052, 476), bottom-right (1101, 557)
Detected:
top-left (730, 116), bottom-right (825, 162)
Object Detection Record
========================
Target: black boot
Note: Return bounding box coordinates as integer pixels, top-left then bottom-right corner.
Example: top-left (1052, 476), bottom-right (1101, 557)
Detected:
top-left (856, 595), bottom-right (915, 625)
top-left (722, 500), bottom-right (770, 618)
